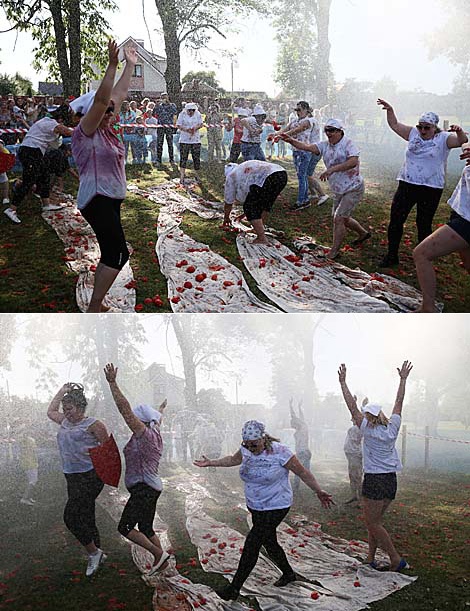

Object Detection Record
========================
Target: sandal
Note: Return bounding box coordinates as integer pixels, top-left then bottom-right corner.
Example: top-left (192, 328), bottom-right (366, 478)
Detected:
top-left (352, 232), bottom-right (372, 247)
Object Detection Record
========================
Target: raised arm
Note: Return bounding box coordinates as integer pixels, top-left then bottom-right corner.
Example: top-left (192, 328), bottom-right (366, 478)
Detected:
top-left (446, 124), bottom-right (468, 149)
top-left (111, 45), bottom-right (138, 112)
top-left (377, 98), bottom-right (412, 141)
top-left (392, 360), bottom-right (413, 416)
top-left (47, 384), bottom-right (72, 424)
top-left (338, 364), bottom-right (364, 427)
top-left (103, 363), bottom-right (145, 435)
top-left (194, 449), bottom-right (242, 468)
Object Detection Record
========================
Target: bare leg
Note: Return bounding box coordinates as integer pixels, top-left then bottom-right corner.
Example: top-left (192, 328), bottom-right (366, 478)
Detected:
top-left (84, 542), bottom-right (99, 554)
top-left (413, 225), bottom-right (470, 312)
top-left (179, 167), bottom-right (186, 184)
top-left (363, 498), bottom-right (400, 567)
top-left (308, 175), bottom-right (325, 198)
top-left (87, 262), bottom-right (120, 313)
top-left (251, 217), bottom-right (269, 245)
top-left (345, 216), bottom-right (368, 237)
top-left (124, 529), bottom-right (167, 567)
top-left (327, 216), bottom-right (347, 259)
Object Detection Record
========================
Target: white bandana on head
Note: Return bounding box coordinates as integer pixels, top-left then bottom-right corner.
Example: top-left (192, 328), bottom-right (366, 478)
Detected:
top-left (419, 112), bottom-right (439, 126)
top-left (133, 404), bottom-right (162, 424)
top-left (242, 420), bottom-right (265, 441)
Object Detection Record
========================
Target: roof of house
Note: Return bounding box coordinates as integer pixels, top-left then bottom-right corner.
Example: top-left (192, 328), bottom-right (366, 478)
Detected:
top-left (119, 36), bottom-right (166, 79)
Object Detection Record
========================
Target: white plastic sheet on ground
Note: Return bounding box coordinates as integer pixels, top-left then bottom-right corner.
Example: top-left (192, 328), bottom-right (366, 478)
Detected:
top-left (177, 473), bottom-right (417, 611)
top-left (41, 194), bottom-right (136, 312)
top-left (99, 487), bottom-right (253, 611)
top-left (139, 183), bottom-right (279, 312)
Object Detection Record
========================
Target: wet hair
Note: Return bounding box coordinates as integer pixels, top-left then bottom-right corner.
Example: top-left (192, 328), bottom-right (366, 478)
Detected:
top-left (297, 100), bottom-right (311, 113)
top-left (365, 412), bottom-right (389, 427)
top-left (62, 383), bottom-right (87, 411)
top-left (262, 433), bottom-right (281, 454)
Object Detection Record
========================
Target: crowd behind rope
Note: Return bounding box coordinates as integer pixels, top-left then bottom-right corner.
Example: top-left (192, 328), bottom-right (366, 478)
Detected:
top-left (1, 49), bottom-right (470, 312)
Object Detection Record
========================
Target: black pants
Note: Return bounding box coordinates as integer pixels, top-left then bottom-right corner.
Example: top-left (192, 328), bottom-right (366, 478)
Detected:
top-left (12, 146), bottom-right (49, 206)
top-left (64, 469), bottom-right (104, 547)
top-left (118, 482), bottom-right (161, 539)
top-left (386, 180), bottom-right (443, 258)
top-left (244, 171), bottom-right (288, 221)
top-left (156, 127), bottom-right (175, 162)
top-left (229, 142), bottom-right (242, 163)
top-left (231, 507), bottom-right (293, 591)
top-left (179, 143), bottom-right (201, 169)
top-left (80, 195), bottom-right (129, 270)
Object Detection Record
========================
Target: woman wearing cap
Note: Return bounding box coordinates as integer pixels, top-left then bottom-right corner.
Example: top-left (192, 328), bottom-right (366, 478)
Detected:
top-left (47, 382), bottom-right (110, 577)
top-left (413, 147), bottom-right (470, 312)
top-left (377, 99), bottom-right (467, 268)
top-left (240, 105), bottom-right (266, 162)
top-left (283, 119), bottom-right (370, 259)
top-left (338, 361), bottom-right (413, 572)
top-left (104, 363), bottom-right (170, 575)
top-left (4, 104), bottom-right (74, 224)
top-left (70, 40), bottom-right (137, 312)
top-left (223, 160), bottom-right (288, 244)
top-left (194, 419), bottom-right (334, 600)
top-left (176, 103), bottom-right (203, 184)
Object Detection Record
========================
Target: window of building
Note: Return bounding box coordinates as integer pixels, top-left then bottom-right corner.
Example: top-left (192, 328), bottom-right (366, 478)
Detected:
top-left (133, 64), bottom-right (143, 77)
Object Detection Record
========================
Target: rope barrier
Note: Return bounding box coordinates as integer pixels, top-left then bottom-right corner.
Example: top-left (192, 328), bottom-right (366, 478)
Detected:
top-left (405, 431), bottom-right (470, 445)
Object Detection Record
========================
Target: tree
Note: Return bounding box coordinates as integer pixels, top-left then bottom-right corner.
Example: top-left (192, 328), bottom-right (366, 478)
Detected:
top-left (182, 70), bottom-right (222, 91)
top-left (311, 0), bottom-right (333, 106)
top-left (426, 0), bottom-right (470, 69)
top-left (0, 315), bottom-right (17, 370)
top-left (273, 0), bottom-right (318, 99)
top-left (153, 0), bottom-right (267, 109)
top-left (2, 0), bottom-right (117, 96)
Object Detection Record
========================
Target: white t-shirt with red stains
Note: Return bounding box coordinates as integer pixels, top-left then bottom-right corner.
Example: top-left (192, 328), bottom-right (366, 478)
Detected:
top-left (448, 163), bottom-right (470, 222)
top-left (239, 441), bottom-right (294, 511)
top-left (397, 128), bottom-right (450, 189)
top-left (224, 160), bottom-right (285, 204)
top-left (317, 136), bottom-right (363, 194)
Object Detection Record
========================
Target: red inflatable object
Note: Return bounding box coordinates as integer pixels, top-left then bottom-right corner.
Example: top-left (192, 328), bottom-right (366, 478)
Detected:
top-left (89, 434), bottom-right (121, 487)
top-left (0, 151), bottom-right (15, 174)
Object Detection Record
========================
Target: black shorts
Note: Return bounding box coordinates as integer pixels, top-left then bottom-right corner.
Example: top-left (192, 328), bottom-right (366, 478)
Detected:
top-left (447, 210), bottom-right (470, 246)
top-left (362, 472), bottom-right (397, 500)
top-left (243, 170), bottom-right (288, 221)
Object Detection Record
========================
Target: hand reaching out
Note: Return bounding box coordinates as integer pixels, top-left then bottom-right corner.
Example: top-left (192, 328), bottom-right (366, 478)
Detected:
top-left (194, 455), bottom-right (211, 468)
top-left (377, 98), bottom-right (393, 111)
top-left (108, 40), bottom-right (119, 67)
top-left (397, 360), bottom-right (413, 380)
top-left (317, 489), bottom-right (335, 509)
top-left (124, 45), bottom-right (138, 66)
top-left (104, 363), bottom-right (118, 383)
top-left (338, 363), bottom-right (347, 383)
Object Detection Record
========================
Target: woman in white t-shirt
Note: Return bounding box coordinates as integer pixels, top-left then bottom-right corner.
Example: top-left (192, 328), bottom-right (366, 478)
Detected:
top-left (176, 102), bottom-right (203, 184)
top-left (194, 419), bottom-right (333, 601)
top-left (413, 147), bottom-right (470, 312)
top-left (377, 99), bottom-right (467, 268)
top-left (284, 118), bottom-right (370, 259)
top-left (338, 361), bottom-right (413, 573)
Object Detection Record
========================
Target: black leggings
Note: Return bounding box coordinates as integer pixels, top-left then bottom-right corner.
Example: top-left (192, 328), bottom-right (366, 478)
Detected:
top-left (11, 146), bottom-right (50, 206)
top-left (244, 171), bottom-right (288, 221)
top-left (80, 195), bottom-right (129, 270)
top-left (179, 143), bottom-right (201, 169)
top-left (118, 482), bottom-right (161, 539)
top-left (229, 142), bottom-right (242, 163)
top-left (231, 507), bottom-right (293, 591)
top-left (156, 127), bottom-right (175, 162)
top-left (64, 469), bottom-right (104, 547)
top-left (386, 180), bottom-right (443, 258)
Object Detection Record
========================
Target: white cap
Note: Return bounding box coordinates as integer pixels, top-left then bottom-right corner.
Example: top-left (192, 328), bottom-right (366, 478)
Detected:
top-left (237, 107), bottom-right (250, 117)
top-left (224, 163), bottom-right (238, 177)
top-left (324, 118), bottom-right (344, 130)
top-left (69, 90), bottom-right (97, 116)
top-left (185, 102), bottom-right (198, 110)
top-left (362, 403), bottom-right (382, 417)
top-left (133, 404), bottom-right (162, 424)
top-left (252, 104), bottom-right (266, 116)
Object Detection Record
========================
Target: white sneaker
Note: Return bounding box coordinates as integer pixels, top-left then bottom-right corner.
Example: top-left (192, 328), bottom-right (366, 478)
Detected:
top-left (4, 207), bottom-right (21, 223)
top-left (317, 194), bottom-right (330, 206)
top-left (85, 549), bottom-right (107, 577)
top-left (2, 198), bottom-right (9, 205)
top-left (42, 203), bottom-right (63, 212)
top-left (20, 498), bottom-right (35, 506)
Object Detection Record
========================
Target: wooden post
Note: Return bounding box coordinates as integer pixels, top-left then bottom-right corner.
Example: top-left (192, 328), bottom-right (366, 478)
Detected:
top-left (401, 424), bottom-right (407, 468)
top-left (424, 425), bottom-right (430, 471)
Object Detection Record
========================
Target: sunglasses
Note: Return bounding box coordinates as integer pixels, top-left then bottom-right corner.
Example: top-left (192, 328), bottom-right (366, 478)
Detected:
top-left (295, 108), bottom-right (302, 112)
top-left (242, 440), bottom-right (262, 450)
top-left (105, 106), bottom-right (115, 114)
top-left (416, 124), bottom-right (433, 131)
top-left (324, 127), bottom-right (339, 133)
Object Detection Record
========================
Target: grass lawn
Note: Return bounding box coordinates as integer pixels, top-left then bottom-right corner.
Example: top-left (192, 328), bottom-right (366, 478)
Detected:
top-left (1, 146), bottom-right (469, 312)
top-left (0, 465), bottom-right (468, 610)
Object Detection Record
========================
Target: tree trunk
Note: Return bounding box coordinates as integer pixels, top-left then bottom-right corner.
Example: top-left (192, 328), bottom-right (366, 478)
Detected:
top-left (67, 0), bottom-right (82, 96)
top-left (49, 0), bottom-right (72, 95)
top-left (171, 316), bottom-right (197, 411)
top-left (155, 0), bottom-right (183, 110)
top-left (312, 0), bottom-right (332, 106)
